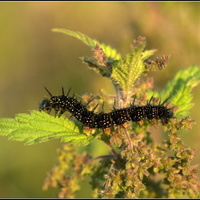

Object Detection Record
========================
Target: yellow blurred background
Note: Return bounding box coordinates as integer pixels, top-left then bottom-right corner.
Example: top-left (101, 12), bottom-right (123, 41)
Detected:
top-left (0, 2), bottom-right (200, 198)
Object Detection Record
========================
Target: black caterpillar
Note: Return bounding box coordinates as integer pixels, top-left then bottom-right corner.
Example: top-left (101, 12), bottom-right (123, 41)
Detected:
top-left (39, 87), bottom-right (173, 134)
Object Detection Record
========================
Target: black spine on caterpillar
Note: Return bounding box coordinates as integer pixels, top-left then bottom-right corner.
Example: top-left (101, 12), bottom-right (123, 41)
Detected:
top-left (39, 87), bottom-right (174, 129)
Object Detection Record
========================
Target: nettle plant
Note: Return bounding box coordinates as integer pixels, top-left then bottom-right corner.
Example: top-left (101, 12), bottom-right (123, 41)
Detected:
top-left (1, 29), bottom-right (200, 198)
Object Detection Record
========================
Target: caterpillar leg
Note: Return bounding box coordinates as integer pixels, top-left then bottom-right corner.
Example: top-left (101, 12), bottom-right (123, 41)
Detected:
top-left (122, 122), bottom-right (128, 128)
top-left (84, 126), bottom-right (95, 136)
top-left (103, 127), bottom-right (111, 136)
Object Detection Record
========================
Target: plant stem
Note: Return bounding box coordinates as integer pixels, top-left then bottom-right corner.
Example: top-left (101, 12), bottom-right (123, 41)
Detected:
top-left (103, 140), bottom-right (119, 159)
top-left (88, 154), bottom-right (115, 163)
top-left (103, 163), bottom-right (115, 198)
top-left (122, 126), bottom-right (134, 156)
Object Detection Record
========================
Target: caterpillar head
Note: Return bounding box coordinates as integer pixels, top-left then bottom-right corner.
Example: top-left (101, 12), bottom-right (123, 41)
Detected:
top-left (160, 107), bottom-right (174, 124)
top-left (39, 99), bottom-right (51, 111)
top-left (167, 109), bottom-right (174, 119)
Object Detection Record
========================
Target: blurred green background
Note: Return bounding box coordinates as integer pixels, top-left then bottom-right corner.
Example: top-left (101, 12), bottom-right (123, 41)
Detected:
top-left (0, 2), bottom-right (200, 198)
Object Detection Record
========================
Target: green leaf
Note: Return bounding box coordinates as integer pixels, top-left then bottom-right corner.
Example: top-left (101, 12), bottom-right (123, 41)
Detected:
top-left (52, 28), bottom-right (122, 79)
top-left (0, 110), bottom-right (94, 145)
top-left (81, 56), bottom-right (112, 77)
top-left (148, 65), bottom-right (200, 118)
top-left (111, 40), bottom-right (155, 92)
top-left (52, 28), bottom-right (121, 60)
top-left (52, 29), bottom-right (157, 91)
